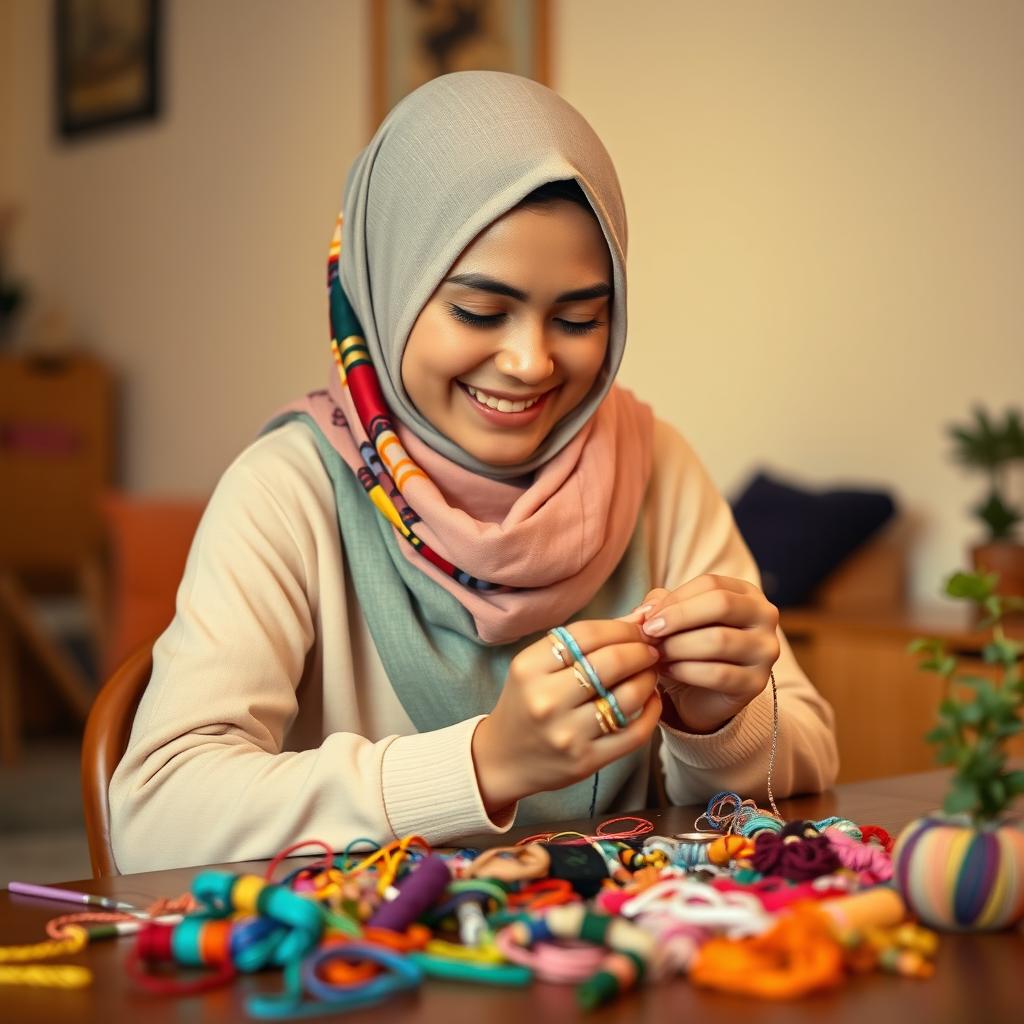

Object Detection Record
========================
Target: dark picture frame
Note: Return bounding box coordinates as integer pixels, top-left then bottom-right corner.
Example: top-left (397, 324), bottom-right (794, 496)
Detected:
top-left (370, 0), bottom-right (550, 131)
top-left (55, 0), bottom-right (162, 139)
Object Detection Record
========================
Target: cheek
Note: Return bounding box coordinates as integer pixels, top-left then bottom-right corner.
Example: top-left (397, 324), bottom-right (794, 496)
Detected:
top-left (561, 335), bottom-right (609, 391)
top-left (403, 314), bottom-right (482, 400)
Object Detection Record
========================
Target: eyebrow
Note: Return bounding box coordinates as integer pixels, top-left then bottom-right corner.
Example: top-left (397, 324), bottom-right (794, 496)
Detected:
top-left (443, 273), bottom-right (611, 304)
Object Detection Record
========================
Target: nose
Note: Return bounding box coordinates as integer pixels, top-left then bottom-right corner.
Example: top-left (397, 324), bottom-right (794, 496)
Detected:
top-left (493, 320), bottom-right (555, 384)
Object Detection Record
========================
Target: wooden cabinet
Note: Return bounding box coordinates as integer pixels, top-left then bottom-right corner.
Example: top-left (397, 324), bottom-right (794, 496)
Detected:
top-left (781, 605), bottom-right (1024, 783)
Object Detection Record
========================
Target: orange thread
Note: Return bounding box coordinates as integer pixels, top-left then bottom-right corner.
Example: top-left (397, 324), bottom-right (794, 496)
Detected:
top-left (689, 905), bottom-right (844, 999)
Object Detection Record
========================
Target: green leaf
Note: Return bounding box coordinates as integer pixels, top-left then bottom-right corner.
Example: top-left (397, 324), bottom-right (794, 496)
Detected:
top-left (945, 571), bottom-right (998, 603)
top-left (960, 702), bottom-right (984, 726)
top-left (1005, 771), bottom-right (1024, 797)
top-left (985, 778), bottom-right (1007, 814)
top-left (944, 778), bottom-right (980, 816)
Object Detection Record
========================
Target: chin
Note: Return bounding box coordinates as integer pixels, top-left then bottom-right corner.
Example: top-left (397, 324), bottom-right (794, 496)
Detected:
top-left (458, 434), bottom-right (544, 468)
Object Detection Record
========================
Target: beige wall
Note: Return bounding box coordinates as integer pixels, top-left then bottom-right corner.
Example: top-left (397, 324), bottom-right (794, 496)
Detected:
top-left (5, 0), bottom-right (1023, 605)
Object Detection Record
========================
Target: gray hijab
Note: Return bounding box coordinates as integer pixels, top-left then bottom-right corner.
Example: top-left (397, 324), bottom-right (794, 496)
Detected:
top-left (339, 70), bottom-right (629, 480)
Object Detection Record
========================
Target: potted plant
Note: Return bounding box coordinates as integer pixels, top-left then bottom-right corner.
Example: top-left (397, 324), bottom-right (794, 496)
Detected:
top-left (892, 571), bottom-right (1024, 930)
top-left (949, 406), bottom-right (1024, 601)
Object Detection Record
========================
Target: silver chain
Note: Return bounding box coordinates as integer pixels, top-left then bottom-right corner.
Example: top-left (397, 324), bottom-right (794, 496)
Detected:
top-left (766, 669), bottom-right (780, 818)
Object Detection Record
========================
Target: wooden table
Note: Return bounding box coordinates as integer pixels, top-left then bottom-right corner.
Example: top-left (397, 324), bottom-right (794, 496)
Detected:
top-left (3, 768), bottom-right (1022, 1023)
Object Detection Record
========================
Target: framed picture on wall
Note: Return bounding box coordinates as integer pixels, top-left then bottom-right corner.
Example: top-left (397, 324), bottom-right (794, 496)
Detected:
top-left (371, 0), bottom-right (551, 130)
top-left (55, 0), bottom-right (162, 139)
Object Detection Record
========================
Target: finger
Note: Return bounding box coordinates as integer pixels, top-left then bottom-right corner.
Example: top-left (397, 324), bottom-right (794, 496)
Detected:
top-left (572, 663), bottom-right (658, 738)
top-left (643, 590), bottom-right (778, 638)
top-left (572, 642), bottom-right (660, 703)
top-left (603, 667), bottom-right (660, 717)
top-left (538, 619), bottom-right (649, 669)
top-left (657, 659), bottom-right (765, 697)
top-left (634, 587), bottom-right (669, 614)
top-left (591, 690), bottom-right (662, 750)
top-left (528, 618), bottom-right (638, 675)
top-left (647, 574), bottom-right (755, 614)
top-left (654, 624), bottom-right (780, 667)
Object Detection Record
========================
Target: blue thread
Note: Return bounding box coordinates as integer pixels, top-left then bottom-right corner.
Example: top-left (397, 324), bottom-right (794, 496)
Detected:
top-left (551, 627), bottom-right (628, 728)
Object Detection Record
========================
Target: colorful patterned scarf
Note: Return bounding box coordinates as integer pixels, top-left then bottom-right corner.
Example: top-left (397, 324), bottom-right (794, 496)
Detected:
top-left (325, 214), bottom-right (506, 594)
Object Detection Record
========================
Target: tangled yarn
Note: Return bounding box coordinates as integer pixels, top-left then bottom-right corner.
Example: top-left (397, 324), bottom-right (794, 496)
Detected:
top-left (824, 829), bottom-right (893, 883)
top-left (751, 823), bottom-right (841, 882)
top-left (689, 904), bottom-right (844, 999)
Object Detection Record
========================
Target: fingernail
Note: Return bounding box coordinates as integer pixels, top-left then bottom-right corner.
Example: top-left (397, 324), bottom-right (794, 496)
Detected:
top-left (633, 604), bottom-right (654, 616)
top-left (642, 617), bottom-right (666, 636)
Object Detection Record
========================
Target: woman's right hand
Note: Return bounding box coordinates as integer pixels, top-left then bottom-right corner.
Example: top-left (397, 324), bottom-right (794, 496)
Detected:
top-left (470, 617), bottom-right (664, 816)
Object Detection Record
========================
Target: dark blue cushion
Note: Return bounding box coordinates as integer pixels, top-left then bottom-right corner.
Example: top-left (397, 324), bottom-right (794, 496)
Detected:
top-left (730, 472), bottom-right (896, 608)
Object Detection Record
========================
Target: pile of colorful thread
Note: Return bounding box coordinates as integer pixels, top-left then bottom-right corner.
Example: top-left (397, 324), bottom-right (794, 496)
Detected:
top-left (1, 795), bottom-right (942, 1012)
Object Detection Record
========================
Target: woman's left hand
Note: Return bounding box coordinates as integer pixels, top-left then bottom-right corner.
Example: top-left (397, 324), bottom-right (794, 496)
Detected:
top-left (636, 575), bottom-right (780, 734)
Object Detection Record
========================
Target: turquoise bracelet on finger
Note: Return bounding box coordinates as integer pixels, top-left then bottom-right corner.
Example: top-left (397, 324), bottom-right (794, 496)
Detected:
top-left (548, 626), bottom-right (628, 729)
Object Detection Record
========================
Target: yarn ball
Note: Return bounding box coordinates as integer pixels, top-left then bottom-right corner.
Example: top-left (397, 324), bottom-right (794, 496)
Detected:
top-left (752, 822), bottom-right (841, 882)
top-left (893, 816), bottom-right (1024, 931)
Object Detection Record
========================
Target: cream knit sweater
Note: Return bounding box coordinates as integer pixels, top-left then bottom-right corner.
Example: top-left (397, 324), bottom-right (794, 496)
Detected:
top-left (109, 419), bottom-right (838, 873)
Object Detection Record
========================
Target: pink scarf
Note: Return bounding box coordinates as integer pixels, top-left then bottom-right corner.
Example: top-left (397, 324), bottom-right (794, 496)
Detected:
top-left (291, 376), bottom-right (654, 645)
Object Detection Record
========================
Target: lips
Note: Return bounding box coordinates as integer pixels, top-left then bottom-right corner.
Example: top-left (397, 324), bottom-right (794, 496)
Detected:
top-left (463, 383), bottom-right (546, 412)
top-left (457, 381), bottom-right (554, 426)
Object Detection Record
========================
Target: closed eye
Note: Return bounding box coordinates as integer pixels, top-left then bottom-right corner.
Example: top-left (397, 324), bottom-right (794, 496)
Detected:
top-left (555, 318), bottom-right (603, 335)
top-left (447, 303), bottom-right (604, 335)
top-left (446, 303), bottom-right (505, 327)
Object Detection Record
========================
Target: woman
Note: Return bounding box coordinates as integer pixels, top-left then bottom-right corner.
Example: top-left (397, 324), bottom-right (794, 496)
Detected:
top-left (109, 71), bottom-right (837, 873)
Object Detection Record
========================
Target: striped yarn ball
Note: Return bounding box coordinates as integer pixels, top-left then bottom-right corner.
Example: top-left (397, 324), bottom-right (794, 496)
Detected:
top-left (893, 816), bottom-right (1024, 931)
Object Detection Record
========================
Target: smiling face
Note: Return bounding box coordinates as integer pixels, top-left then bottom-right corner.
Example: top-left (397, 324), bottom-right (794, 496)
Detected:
top-left (400, 198), bottom-right (613, 469)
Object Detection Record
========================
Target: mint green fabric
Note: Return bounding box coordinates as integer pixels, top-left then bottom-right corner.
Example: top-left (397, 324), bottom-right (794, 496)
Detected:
top-left (267, 414), bottom-right (654, 823)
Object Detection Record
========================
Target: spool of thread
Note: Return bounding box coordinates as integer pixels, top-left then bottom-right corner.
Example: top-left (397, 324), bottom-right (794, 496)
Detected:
top-left (667, 834), bottom-right (715, 870)
top-left (368, 855), bottom-right (451, 932)
top-left (817, 887), bottom-right (906, 931)
top-left (892, 816), bottom-right (1024, 931)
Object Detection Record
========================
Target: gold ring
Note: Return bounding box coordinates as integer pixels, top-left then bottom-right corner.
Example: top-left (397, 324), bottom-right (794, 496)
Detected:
top-left (572, 665), bottom-right (593, 691)
top-left (594, 697), bottom-right (621, 734)
top-left (594, 704), bottom-right (613, 735)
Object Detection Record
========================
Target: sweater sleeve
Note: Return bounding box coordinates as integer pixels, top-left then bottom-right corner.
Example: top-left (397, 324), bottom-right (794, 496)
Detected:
top-left (108, 434), bottom-right (514, 874)
top-left (644, 419), bottom-right (839, 805)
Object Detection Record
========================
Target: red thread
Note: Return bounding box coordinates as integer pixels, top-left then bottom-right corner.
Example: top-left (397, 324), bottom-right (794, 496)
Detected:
top-left (859, 825), bottom-right (893, 852)
top-left (135, 922), bottom-right (175, 963)
top-left (515, 815), bottom-right (655, 846)
top-left (126, 947), bottom-right (236, 995)
top-left (506, 878), bottom-right (579, 909)
top-left (263, 838), bottom-right (335, 882)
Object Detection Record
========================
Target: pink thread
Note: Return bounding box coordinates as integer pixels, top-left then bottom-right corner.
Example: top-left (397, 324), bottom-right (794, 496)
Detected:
top-left (495, 928), bottom-right (606, 983)
top-left (824, 827), bottom-right (893, 883)
top-left (594, 889), bottom-right (632, 915)
top-left (710, 876), bottom-right (853, 911)
top-left (638, 917), bottom-right (709, 979)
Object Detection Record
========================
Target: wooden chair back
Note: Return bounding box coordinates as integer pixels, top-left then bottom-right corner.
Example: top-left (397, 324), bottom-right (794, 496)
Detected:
top-left (81, 644), bottom-right (153, 877)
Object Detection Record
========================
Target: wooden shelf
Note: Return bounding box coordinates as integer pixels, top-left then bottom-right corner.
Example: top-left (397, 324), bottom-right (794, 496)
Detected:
top-left (780, 604), bottom-right (1024, 783)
